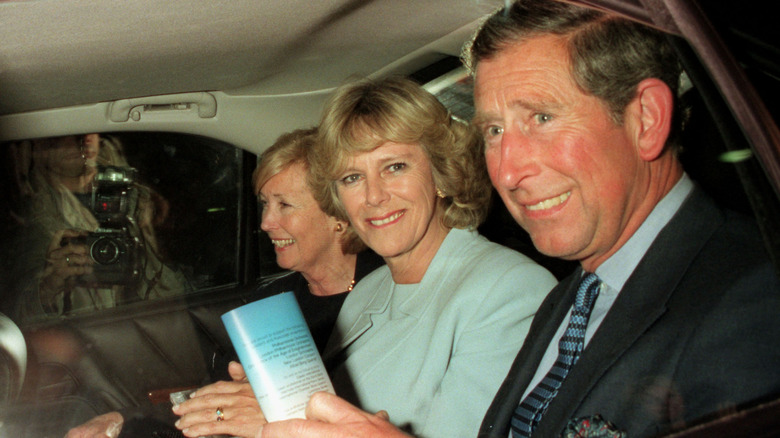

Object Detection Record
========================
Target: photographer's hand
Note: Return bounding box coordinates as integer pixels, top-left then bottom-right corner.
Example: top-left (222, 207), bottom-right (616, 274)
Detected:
top-left (65, 411), bottom-right (123, 438)
top-left (39, 229), bottom-right (93, 309)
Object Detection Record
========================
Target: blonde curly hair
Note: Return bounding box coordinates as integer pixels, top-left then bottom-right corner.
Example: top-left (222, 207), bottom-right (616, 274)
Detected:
top-left (310, 77), bottom-right (491, 230)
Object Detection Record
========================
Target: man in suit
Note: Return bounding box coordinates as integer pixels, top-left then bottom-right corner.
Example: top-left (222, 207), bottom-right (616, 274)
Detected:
top-left (469, 0), bottom-right (780, 437)
top-left (259, 1), bottom-right (780, 437)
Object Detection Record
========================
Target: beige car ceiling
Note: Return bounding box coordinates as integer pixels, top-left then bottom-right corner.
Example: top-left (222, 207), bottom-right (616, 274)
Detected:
top-left (0, 0), bottom-right (501, 115)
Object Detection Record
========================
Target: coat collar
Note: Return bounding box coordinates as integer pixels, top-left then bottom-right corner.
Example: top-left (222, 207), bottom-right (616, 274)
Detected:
top-left (323, 228), bottom-right (476, 359)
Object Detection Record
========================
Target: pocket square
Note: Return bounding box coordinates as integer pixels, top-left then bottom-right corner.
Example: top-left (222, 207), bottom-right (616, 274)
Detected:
top-left (560, 415), bottom-right (627, 438)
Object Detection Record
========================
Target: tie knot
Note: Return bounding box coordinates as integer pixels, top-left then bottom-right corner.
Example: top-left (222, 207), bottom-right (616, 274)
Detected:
top-left (574, 273), bottom-right (601, 310)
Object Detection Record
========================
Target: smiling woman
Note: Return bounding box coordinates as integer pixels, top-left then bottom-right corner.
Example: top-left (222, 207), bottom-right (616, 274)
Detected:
top-left (260, 162), bottom-right (344, 275)
top-left (336, 141), bottom-right (447, 283)
top-left (298, 77), bottom-right (558, 437)
top-left (252, 128), bottom-right (384, 352)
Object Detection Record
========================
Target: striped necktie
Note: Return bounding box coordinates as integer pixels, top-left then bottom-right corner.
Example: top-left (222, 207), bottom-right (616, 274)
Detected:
top-left (511, 273), bottom-right (602, 437)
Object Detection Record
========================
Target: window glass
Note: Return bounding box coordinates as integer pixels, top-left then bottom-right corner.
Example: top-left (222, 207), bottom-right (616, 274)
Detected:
top-left (0, 132), bottom-right (248, 322)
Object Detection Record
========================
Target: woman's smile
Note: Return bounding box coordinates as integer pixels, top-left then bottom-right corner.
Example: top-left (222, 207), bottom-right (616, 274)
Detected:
top-left (367, 210), bottom-right (405, 227)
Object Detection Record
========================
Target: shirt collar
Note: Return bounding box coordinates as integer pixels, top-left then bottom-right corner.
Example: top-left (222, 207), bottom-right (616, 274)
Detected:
top-left (595, 173), bottom-right (694, 292)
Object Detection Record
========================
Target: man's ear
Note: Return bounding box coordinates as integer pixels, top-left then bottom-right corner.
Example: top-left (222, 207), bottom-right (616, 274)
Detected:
top-left (627, 78), bottom-right (673, 162)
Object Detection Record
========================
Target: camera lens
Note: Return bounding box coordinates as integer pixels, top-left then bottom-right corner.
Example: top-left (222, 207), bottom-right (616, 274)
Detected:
top-left (90, 237), bottom-right (123, 265)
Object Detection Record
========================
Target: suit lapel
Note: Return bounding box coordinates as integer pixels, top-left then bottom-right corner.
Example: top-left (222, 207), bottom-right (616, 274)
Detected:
top-left (535, 188), bottom-right (724, 436)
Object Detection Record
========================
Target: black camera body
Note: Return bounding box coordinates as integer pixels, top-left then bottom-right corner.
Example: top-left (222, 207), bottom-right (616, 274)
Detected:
top-left (91, 166), bottom-right (137, 225)
top-left (80, 166), bottom-right (142, 286)
top-left (76, 229), bottom-right (141, 286)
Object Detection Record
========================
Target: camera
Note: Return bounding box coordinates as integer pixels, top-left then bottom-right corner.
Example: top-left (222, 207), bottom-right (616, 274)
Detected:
top-left (76, 230), bottom-right (141, 286)
top-left (79, 166), bottom-right (142, 286)
top-left (91, 165), bottom-right (137, 226)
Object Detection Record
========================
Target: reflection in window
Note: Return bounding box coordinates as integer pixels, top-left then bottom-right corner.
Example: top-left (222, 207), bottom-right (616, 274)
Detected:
top-left (0, 132), bottom-right (246, 322)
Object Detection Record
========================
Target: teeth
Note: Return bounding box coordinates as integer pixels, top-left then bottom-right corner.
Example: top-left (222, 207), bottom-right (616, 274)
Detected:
top-left (526, 192), bottom-right (571, 211)
top-left (271, 238), bottom-right (295, 248)
top-left (370, 211), bottom-right (404, 226)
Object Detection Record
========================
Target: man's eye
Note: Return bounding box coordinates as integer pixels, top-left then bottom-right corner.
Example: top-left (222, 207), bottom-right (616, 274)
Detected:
top-left (534, 113), bottom-right (553, 124)
top-left (486, 125), bottom-right (504, 137)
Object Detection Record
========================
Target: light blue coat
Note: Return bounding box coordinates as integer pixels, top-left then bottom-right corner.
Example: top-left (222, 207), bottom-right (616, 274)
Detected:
top-left (323, 228), bottom-right (557, 437)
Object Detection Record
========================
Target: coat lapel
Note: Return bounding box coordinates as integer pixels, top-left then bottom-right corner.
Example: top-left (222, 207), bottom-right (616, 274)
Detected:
top-left (322, 229), bottom-right (464, 361)
top-left (322, 270), bottom-right (393, 362)
top-left (323, 229), bottom-right (471, 373)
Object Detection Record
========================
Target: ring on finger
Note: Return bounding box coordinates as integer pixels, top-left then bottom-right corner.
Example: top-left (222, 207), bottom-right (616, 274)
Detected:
top-left (65, 256), bottom-right (71, 266)
top-left (216, 407), bottom-right (224, 422)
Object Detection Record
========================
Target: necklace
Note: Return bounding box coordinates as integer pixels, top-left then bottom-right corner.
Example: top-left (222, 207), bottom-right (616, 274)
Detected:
top-left (308, 277), bottom-right (356, 295)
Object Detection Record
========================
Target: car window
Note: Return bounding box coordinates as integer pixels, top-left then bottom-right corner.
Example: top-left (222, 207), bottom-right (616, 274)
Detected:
top-left (0, 132), bottom-right (262, 322)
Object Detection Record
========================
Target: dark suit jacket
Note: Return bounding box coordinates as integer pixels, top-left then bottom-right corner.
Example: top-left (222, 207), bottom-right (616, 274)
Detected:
top-left (479, 187), bottom-right (780, 438)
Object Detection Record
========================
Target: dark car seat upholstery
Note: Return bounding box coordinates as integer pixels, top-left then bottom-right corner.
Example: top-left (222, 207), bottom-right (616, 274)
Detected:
top-left (0, 291), bottom-right (243, 437)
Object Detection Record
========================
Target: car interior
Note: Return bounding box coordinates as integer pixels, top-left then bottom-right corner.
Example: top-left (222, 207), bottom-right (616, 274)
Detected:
top-left (0, 0), bottom-right (778, 436)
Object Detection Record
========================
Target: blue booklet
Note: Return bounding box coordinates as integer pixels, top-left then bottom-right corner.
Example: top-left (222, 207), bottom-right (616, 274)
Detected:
top-left (221, 292), bottom-right (335, 421)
